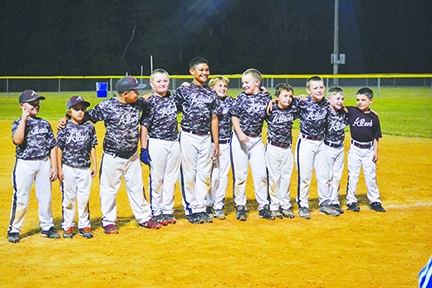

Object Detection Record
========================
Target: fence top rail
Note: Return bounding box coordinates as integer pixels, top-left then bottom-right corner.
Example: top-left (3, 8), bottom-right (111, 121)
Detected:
top-left (0, 74), bottom-right (431, 80)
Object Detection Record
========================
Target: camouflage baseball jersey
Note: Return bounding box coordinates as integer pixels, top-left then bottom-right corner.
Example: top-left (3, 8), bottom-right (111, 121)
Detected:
top-left (12, 117), bottom-right (56, 160)
top-left (325, 107), bottom-right (349, 143)
top-left (140, 92), bottom-right (179, 141)
top-left (265, 103), bottom-right (299, 145)
top-left (294, 96), bottom-right (328, 138)
top-left (173, 83), bottom-right (222, 134)
top-left (88, 97), bottom-right (148, 157)
top-left (57, 121), bottom-right (98, 168)
top-left (230, 91), bottom-right (273, 136)
top-left (218, 96), bottom-right (235, 140)
top-left (346, 106), bottom-right (382, 142)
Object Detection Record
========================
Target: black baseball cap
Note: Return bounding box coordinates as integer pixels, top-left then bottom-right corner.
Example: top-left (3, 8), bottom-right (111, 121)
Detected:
top-left (116, 76), bottom-right (146, 94)
top-left (66, 95), bottom-right (91, 110)
top-left (19, 90), bottom-right (46, 104)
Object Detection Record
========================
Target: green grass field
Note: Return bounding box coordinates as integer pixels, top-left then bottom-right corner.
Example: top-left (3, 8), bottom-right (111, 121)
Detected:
top-left (1, 87), bottom-right (431, 138)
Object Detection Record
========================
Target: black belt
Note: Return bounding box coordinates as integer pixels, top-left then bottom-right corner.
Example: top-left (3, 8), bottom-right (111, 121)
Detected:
top-left (324, 140), bottom-right (343, 148)
top-left (105, 150), bottom-right (136, 159)
top-left (301, 134), bottom-right (324, 141)
top-left (245, 132), bottom-right (259, 137)
top-left (351, 140), bottom-right (373, 149)
top-left (182, 129), bottom-right (209, 136)
top-left (268, 141), bottom-right (290, 148)
top-left (218, 139), bottom-right (231, 144)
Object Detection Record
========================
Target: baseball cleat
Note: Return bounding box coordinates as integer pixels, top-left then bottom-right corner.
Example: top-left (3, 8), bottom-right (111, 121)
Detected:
top-left (319, 204), bottom-right (340, 216)
top-left (40, 227), bottom-right (60, 239)
top-left (347, 203), bottom-right (361, 212)
top-left (8, 233), bottom-right (20, 243)
top-left (280, 208), bottom-right (295, 219)
top-left (199, 212), bottom-right (213, 223)
top-left (271, 210), bottom-right (283, 219)
top-left (63, 227), bottom-right (74, 239)
top-left (298, 207), bottom-right (311, 219)
top-left (259, 205), bottom-right (275, 220)
top-left (186, 213), bottom-right (204, 224)
top-left (235, 205), bottom-right (247, 221)
top-left (103, 224), bottom-right (119, 234)
top-left (213, 209), bottom-right (226, 220)
top-left (370, 202), bottom-right (386, 213)
top-left (139, 219), bottom-right (162, 229)
top-left (330, 204), bottom-right (345, 214)
top-left (79, 227), bottom-right (93, 239)
top-left (154, 214), bottom-right (168, 226)
top-left (163, 214), bottom-right (177, 225)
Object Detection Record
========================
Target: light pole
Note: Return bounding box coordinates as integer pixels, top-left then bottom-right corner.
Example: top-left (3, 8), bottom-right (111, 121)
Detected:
top-left (331, 0), bottom-right (345, 85)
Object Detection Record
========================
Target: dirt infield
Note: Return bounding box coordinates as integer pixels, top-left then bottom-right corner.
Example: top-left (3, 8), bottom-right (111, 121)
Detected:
top-left (0, 120), bottom-right (431, 287)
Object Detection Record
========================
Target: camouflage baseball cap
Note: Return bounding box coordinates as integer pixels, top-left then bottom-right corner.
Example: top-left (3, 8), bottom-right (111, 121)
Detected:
top-left (116, 76), bottom-right (146, 94)
top-left (19, 90), bottom-right (46, 104)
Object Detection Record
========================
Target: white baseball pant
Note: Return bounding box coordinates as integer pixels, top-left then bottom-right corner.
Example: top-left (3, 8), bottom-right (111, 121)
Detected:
top-left (346, 144), bottom-right (381, 204)
top-left (100, 152), bottom-right (152, 227)
top-left (148, 138), bottom-right (180, 216)
top-left (231, 133), bottom-right (269, 210)
top-left (265, 144), bottom-right (294, 211)
top-left (207, 141), bottom-right (231, 210)
top-left (60, 164), bottom-right (92, 230)
top-left (326, 145), bottom-right (345, 205)
top-left (295, 136), bottom-right (331, 208)
top-left (9, 157), bottom-right (54, 234)
top-left (179, 131), bottom-right (212, 215)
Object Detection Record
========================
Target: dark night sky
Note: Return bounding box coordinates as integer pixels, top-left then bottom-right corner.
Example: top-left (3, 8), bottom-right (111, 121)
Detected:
top-left (1, 0), bottom-right (431, 76)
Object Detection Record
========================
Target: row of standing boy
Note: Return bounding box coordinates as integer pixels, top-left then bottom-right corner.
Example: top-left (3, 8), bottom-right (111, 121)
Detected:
top-left (6, 57), bottom-right (385, 244)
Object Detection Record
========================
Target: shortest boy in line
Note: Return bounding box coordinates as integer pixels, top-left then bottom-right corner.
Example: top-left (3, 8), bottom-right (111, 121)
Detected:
top-left (325, 86), bottom-right (349, 214)
top-left (345, 87), bottom-right (385, 213)
top-left (57, 96), bottom-right (98, 239)
top-left (7, 90), bottom-right (59, 243)
top-left (265, 83), bottom-right (298, 219)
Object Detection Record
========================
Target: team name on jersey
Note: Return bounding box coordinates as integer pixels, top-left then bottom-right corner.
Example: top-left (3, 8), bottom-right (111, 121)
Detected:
top-left (328, 120), bottom-right (346, 132)
top-left (272, 113), bottom-right (295, 124)
top-left (118, 113), bottom-right (137, 126)
top-left (304, 110), bottom-right (326, 121)
top-left (353, 117), bottom-right (373, 127)
top-left (245, 104), bottom-right (265, 115)
top-left (65, 131), bottom-right (89, 144)
top-left (28, 126), bottom-right (49, 136)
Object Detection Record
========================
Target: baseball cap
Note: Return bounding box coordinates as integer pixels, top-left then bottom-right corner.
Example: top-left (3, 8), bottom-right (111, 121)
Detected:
top-left (116, 76), bottom-right (147, 94)
top-left (19, 90), bottom-right (46, 104)
top-left (66, 95), bottom-right (91, 110)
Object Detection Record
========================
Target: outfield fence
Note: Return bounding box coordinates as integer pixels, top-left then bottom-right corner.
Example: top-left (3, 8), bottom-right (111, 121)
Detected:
top-left (1, 74), bottom-right (431, 97)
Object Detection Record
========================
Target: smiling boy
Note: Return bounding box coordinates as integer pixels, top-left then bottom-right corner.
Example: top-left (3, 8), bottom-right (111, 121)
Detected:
top-left (173, 57), bottom-right (222, 224)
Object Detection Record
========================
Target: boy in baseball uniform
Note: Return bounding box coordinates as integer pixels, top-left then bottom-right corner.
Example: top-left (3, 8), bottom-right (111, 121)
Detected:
top-left (325, 86), bottom-right (349, 214)
top-left (230, 68), bottom-right (274, 221)
top-left (140, 69), bottom-right (180, 225)
top-left (57, 96), bottom-right (97, 239)
top-left (206, 75), bottom-right (235, 220)
top-left (7, 90), bottom-right (60, 243)
top-left (345, 87), bottom-right (385, 213)
top-left (265, 83), bottom-right (299, 219)
top-left (294, 76), bottom-right (340, 219)
top-left (173, 57), bottom-right (222, 224)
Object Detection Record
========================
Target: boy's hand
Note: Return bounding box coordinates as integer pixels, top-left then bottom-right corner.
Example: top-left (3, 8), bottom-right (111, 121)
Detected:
top-left (91, 166), bottom-right (97, 178)
top-left (370, 109), bottom-right (379, 116)
top-left (50, 168), bottom-right (58, 182)
top-left (181, 82), bottom-right (190, 87)
top-left (58, 170), bottom-right (64, 182)
top-left (266, 99), bottom-right (276, 115)
top-left (237, 131), bottom-right (249, 144)
top-left (372, 152), bottom-right (378, 163)
top-left (296, 94), bottom-right (308, 101)
top-left (260, 86), bottom-right (268, 94)
top-left (21, 106), bottom-right (31, 121)
top-left (140, 148), bottom-right (151, 166)
top-left (57, 116), bottom-right (68, 130)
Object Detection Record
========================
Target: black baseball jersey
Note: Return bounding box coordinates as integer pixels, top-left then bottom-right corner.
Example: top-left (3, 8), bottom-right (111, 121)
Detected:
top-left (230, 91), bottom-right (273, 136)
top-left (12, 117), bottom-right (57, 160)
top-left (346, 106), bottom-right (382, 142)
top-left (325, 107), bottom-right (349, 143)
top-left (88, 97), bottom-right (148, 156)
top-left (140, 92), bottom-right (179, 141)
top-left (173, 83), bottom-right (222, 134)
top-left (218, 96), bottom-right (235, 140)
top-left (57, 121), bottom-right (98, 168)
top-left (294, 96), bottom-right (328, 138)
top-left (265, 103), bottom-right (299, 145)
